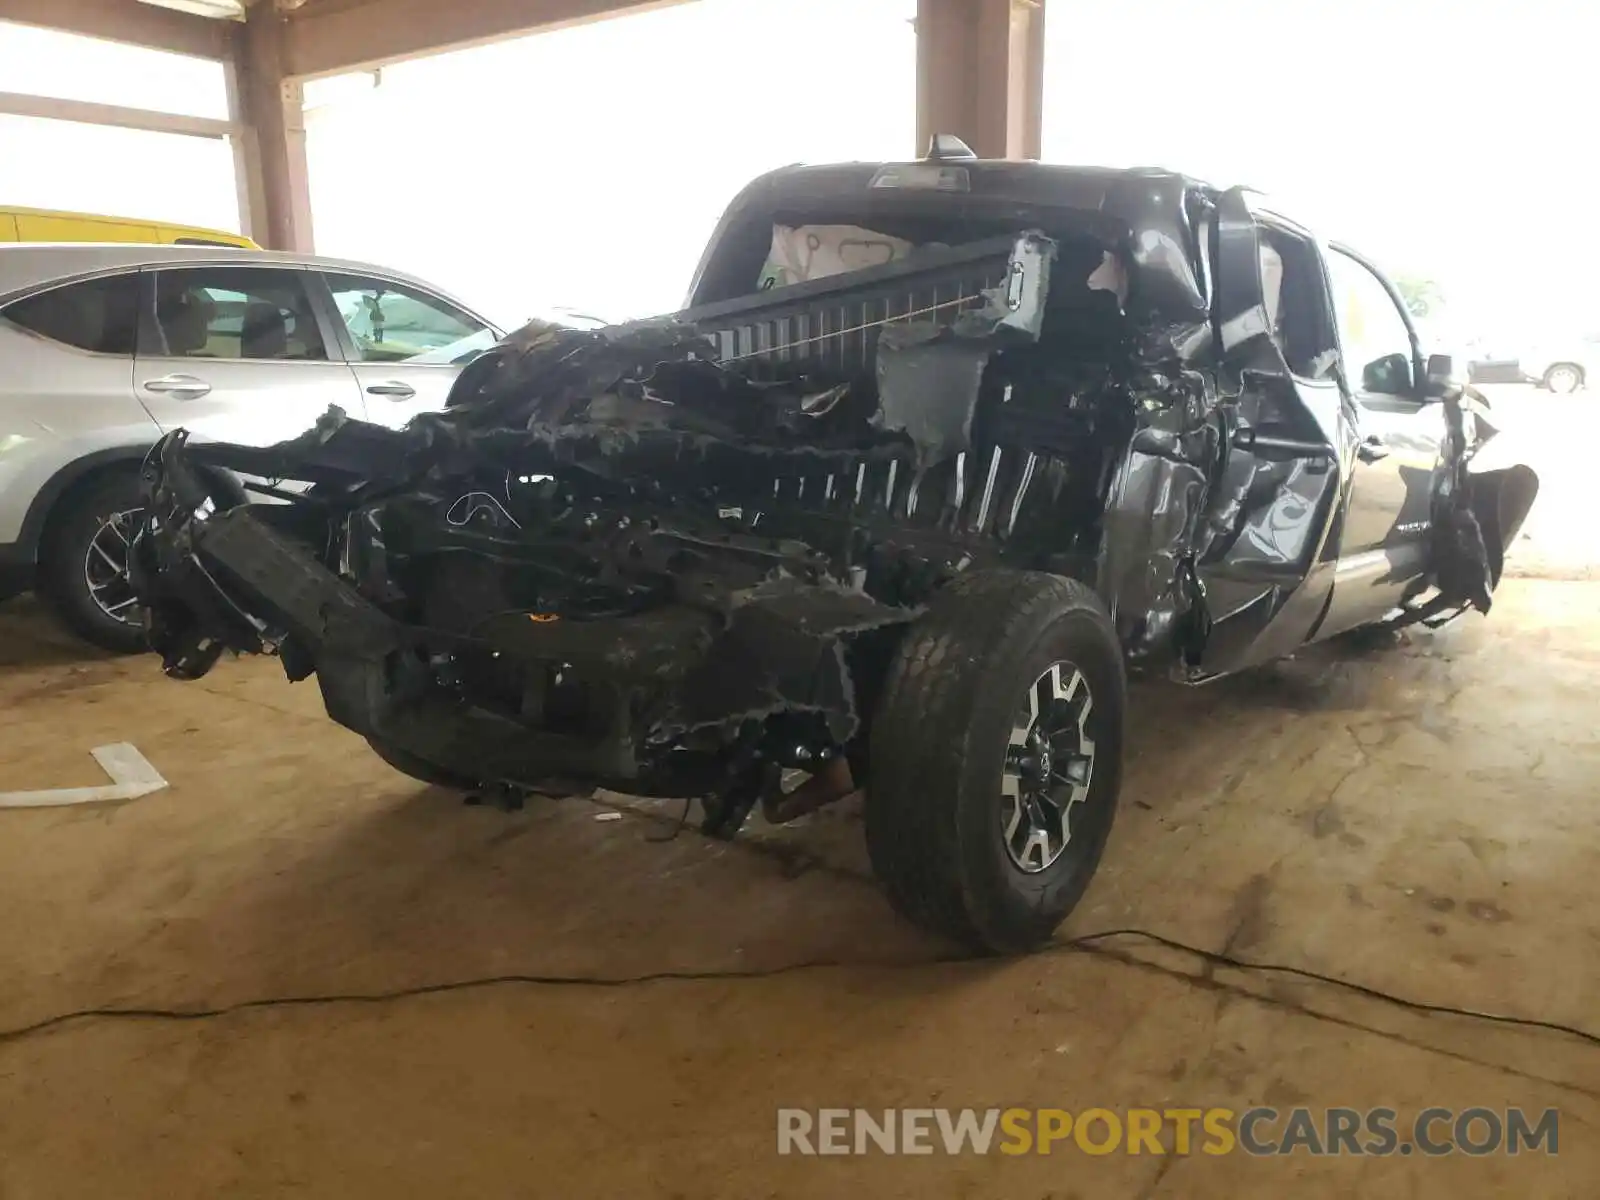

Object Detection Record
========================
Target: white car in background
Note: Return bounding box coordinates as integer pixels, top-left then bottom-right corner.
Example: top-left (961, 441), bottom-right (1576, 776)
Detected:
top-left (1467, 334), bottom-right (1597, 393)
top-left (0, 244), bottom-right (503, 651)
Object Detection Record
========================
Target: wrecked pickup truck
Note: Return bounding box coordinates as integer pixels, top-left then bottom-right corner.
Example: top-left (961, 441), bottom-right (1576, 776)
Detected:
top-left (128, 147), bottom-right (1539, 953)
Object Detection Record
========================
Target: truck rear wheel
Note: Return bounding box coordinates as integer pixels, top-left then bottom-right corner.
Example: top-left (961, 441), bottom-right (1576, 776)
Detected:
top-left (865, 570), bottom-right (1125, 954)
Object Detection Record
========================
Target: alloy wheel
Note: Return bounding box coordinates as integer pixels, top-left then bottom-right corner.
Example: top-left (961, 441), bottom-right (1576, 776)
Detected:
top-left (1000, 660), bottom-right (1097, 873)
top-left (83, 507), bottom-right (144, 627)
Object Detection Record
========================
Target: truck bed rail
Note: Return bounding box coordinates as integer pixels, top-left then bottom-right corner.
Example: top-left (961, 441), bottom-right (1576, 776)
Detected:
top-left (679, 234), bottom-right (1025, 381)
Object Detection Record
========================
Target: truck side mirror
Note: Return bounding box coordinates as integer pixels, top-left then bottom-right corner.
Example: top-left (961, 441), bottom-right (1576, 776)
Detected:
top-left (1361, 351), bottom-right (1414, 396)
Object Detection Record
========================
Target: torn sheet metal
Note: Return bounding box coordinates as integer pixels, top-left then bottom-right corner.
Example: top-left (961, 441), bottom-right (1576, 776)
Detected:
top-left (872, 332), bottom-right (991, 474)
top-left (1383, 385), bottom-right (1499, 631)
top-left (658, 580), bottom-right (921, 745)
top-left (872, 232), bottom-right (1057, 474)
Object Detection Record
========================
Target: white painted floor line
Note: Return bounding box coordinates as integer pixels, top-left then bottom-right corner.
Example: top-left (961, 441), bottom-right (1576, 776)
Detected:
top-left (0, 743), bottom-right (169, 809)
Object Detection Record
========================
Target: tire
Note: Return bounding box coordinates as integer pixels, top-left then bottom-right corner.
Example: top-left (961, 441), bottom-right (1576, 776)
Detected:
top-left (366, 737), bottom-right (482, 790)
top-left (1543, 363), bottom-right (1583, 394)
top-left (37, 468), bottom-right (150, 654)
top-left (865, 570), bottom-right (1125, 954)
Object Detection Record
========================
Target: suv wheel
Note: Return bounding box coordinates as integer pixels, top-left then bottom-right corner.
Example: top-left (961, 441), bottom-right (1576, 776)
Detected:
top-left (1544, 363), bottom-right (1584, 394)
top-left (38, 469), bottom-right (150, 654)
top-left (865, 570), bottom-right (1125, 954)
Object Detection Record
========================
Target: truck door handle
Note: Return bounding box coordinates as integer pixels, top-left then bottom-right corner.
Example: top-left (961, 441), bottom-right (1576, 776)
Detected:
top-left (365, 381), bottom-right (416, 400)
top-left (142, 374), bottom-right (211, 399)
top-left (1357, 435), bottom-right (1390, 462)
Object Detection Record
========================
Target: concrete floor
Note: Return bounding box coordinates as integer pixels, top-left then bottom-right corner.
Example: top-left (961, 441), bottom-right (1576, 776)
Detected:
top-left (1, 569), bottom-right (1597, 1197)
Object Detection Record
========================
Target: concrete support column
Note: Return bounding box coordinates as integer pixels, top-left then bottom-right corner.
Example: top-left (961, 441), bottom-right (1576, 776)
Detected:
top-left (228, 5), bottom-right (314, 252)
top-left (915, 0), bottom-right (1045, 160)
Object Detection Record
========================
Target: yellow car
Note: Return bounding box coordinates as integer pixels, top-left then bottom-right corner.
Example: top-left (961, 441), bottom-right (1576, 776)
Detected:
top-left (0, 206), bottom-right (258, 249)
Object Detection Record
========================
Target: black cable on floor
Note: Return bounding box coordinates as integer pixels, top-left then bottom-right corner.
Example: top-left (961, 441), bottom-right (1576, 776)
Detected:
top-left (0, 927), bottom-right (1595, 1051)
top-left (1060, 929), bottom-right (1600, 1047)
top-left (0, 959), bottom-right (850, 1047)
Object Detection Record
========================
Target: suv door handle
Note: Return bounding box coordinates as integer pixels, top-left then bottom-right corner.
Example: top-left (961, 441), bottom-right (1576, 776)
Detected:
top-left (1357, 435), bottom-right (1390, 463)
top-left (366, 381), bottom-right (416, 400)
top-left (142, 374), bottom-right (211, 399)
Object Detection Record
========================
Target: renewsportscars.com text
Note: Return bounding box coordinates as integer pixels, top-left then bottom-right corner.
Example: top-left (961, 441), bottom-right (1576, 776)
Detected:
top-left (776, 1106), bottom-right (1559, 1157)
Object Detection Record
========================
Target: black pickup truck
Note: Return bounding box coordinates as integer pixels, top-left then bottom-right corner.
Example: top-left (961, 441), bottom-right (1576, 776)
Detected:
top-left (130, 143), bottom-right (1539, 953)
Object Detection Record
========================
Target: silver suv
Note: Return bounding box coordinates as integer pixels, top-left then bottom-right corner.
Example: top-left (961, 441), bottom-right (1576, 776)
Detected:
top-left (0, 244), bottom-right (502, 651)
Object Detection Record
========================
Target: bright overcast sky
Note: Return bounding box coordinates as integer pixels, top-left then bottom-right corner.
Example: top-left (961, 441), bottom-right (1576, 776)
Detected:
top-left (1, 0), bottom-right (1595, 341)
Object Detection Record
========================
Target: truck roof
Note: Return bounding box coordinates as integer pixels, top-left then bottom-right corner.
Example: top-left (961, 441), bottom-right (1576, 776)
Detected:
top-left (758, 158), bottom-right (1205, 220)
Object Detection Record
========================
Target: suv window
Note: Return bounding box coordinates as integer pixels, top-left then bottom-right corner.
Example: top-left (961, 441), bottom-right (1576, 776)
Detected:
top-left (1, 273), bottom-right (139, 355)
top-left (1326, 249), bottom-right (1415, 397)
top-left (150, 267), bottom-right (327, 362)
top-left (324, 273), bottom-right (494, 365)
